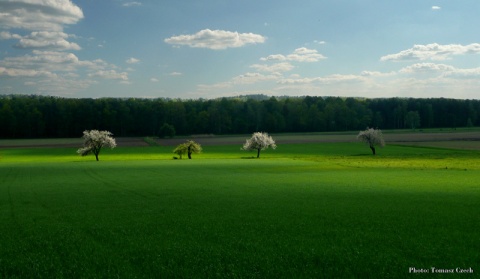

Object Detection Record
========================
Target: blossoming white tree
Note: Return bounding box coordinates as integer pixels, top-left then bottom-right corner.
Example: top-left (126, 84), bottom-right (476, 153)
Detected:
top-left (77, 130), bottom-right (117, 161)
top-left (242, 132), bottom-right (277, 158)
top-left (357, 127), bottom-right (385, 155)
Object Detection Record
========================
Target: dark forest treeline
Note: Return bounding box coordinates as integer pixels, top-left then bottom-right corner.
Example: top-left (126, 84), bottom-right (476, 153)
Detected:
top-left (0, 95), bottom-right (479, 138)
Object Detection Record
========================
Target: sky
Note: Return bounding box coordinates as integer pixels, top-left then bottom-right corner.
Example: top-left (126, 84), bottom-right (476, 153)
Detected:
top-left (1, 0), bottom-right (480, 99)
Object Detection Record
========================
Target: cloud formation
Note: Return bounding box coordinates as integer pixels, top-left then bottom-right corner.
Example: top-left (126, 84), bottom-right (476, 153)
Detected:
top-left (261, 48), bottom-right (326, 62)
top-left (381, 43), bottom-right (480, 61)
top-left (123, 2), bottom-right (142, 7)
top-left (0, 31), bottom-right (22, 40)
top-left (278, 74), bottom-right (365, 85)
top-left (0, 0), bottom-right (84, 31)
top-left (126, 57), bottom-right (140, 64)
top-left (14, 31), bottom-right (81, 50)
top-left (164, 29), bottom-right (266, 50)
top-left (0, 0), bottom-right (133, 95)
top-left (250, 62), bottom-right (295, 73)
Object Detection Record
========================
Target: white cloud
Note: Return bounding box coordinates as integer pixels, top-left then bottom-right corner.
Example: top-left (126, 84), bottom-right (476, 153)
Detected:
top-left (126, 57), bottom-right (140, 64)
top-left (360, 71), bottom-right (396, 77)
top-left (0, 66), bottom-right (56, 78)
top-left (231, 72), bottom-right (280, 85)
top-left (164, 29), bottom-right (266, 50)
top-left (0, 49), bottom-right (129, 94)
top-left (123, 2), bottom-right (142, 7)
top-left (88, 70), bottom-right (129, 81)
top-left (278, 74), bottom-right (365, 85)
top-left (150, 78), bottom-right (159, 82)
top-left (261, 47), bottom-right (326, 62)
top-left (0, 0), bottom-right (84, 31)
top-left (381, 43), bottom-right (480, 61)
top-left (0, 31), bottom-right (22, 40)
top-left (14, 31), bottom-right (81, 50)
top-left (399, 63), bottom-right (455, 74)
top-left (250, 62), bottom-right (294, 72)
top-left (432, 6), bottom-right (441, 10)
top-left (169, 72), bottom-right (183, 76)
top-left (399, 63), bottom-right (480, 80)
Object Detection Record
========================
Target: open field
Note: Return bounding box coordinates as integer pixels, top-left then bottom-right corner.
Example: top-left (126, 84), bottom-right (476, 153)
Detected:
top-left (1, 136), bottom-right (480, 278)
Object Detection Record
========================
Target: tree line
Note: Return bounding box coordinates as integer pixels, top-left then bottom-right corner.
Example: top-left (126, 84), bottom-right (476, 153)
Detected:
top-left (0, 94), bottom-right (479, 139)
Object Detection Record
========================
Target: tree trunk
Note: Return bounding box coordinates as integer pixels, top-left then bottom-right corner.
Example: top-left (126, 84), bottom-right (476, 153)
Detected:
top-left (257, 148), bottom-right (261, 158)
top-left (370, 146), bottom-right (376, 155)
top-left (95, 153), bottom-right (99, 161)
top-left (188, 146), bottom-right (192, 159)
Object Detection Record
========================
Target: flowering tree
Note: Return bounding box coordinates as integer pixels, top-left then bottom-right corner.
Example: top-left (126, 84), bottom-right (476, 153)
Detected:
top-left (173, 140), bottom-right (202, 159)
top-left (77, 130), bottom-right (116, 161)
top-left (242, 132), bottom-right (277, 158)
top-left (357, 127), bottom-right (385, 155)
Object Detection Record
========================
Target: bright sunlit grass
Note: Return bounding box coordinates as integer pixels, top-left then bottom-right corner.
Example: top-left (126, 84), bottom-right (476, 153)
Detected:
top-left (1, 142), bottom-right (479, 278)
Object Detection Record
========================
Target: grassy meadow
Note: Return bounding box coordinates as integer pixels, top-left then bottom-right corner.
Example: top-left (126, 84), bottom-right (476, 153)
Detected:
top-left (1, 138), bottom-right (479, 278)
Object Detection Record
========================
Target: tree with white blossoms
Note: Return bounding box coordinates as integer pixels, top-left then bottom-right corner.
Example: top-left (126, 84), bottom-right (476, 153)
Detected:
top-left (173, 140), bottom-right (202, 159)
top-left (77, 130), bottom-right (117, 161)
top-left (357, 127), bottom-right (385, 155)
top-left (242, 132), bottom-right (277, 158)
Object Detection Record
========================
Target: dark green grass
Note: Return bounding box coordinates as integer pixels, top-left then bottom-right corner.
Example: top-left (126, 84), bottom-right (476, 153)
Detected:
top-left (1, 144), bottom-right (479, 278)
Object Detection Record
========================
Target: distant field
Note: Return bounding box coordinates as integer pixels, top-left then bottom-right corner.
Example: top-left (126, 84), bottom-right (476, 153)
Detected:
top-left (1, 137), bottom-right (479, 278)
top-left (2, 129), bottom-right (480, 150)
top-left (157, 130), bottom-right (480, 151)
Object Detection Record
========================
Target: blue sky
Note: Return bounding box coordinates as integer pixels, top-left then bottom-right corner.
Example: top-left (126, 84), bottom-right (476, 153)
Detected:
top-left (1, 0), bottom-right (480, 99)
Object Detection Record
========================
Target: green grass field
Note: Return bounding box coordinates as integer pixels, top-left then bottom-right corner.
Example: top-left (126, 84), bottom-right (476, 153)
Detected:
top-left (1, 141), bottom-right (479, 278)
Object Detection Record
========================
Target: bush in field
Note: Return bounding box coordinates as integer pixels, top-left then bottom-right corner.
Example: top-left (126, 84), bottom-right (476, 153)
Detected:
top-left (77, 130), bottom-right (116, 161)
top-left (173, 140), bottom-right (202, 159)
top-left (357, 128), bottom-right (385, 155)
top-left (159, 123), bottom-right (176, 138)
top-left (242, 132), bottom-right (277, 158)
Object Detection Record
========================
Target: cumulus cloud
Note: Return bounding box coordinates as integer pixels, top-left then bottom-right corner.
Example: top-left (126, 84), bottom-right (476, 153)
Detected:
top-left (260, 47), bottom-right (326, 62)
top-left (0, 31), bottom-right (22, 40)
top-left (0, 50), bottom-right (129, 82)
top-left (88, 70), bottom-right (129, 81)
top-left (360, 71), bottom-right (396, 77)
top-left (0, 66), bottom-right (56, 78)
top-left (398, 63), bottom-right (480, 79)
top-left (126, 57), bottom-right (140, 64)
top-left (14, 31), bottom-right (81, 50)
top-left (164, 29), bottom-right (266, 50)
top-left (432, 6), bottom-right (441, 10)
top-left (399, 63), bottom-right (455, 74)
top-left (231, 72), bottom-right (280, 84)
top-left (250, 62), bottom-right (295, 73)
top-left (0, 0), bottom-right (84, 31)
top-left (278, 74), bottom-right (365, 85)
top-left (381, 43), bottom-right (480, 61)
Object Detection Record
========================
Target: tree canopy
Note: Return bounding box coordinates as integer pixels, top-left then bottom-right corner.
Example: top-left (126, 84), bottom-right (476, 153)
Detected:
top-left (242, 132), bottom-right (277, 158)
top-left (1, 95), bottom-right (480, 139)
top-left (357, 128), bottom-right (385, 155)
top-left (173, 140), bottom-right (202, 159)
top-left (77, 130), bottom-right (116, 161)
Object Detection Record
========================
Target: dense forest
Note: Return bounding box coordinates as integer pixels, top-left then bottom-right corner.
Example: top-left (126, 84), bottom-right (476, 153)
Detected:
top-left (0, 94), bottom-right (479, 139)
